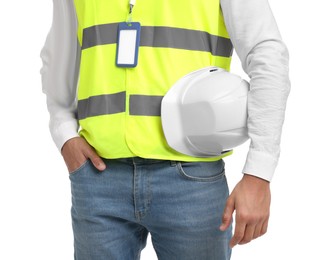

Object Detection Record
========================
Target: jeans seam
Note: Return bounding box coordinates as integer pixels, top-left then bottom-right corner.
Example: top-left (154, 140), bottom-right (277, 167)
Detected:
top-left (146, 173), bottom-right (152, 217)
top-left (69, 159), bottom-right (89, 176)
top-left (134, 228), bottom-right (146, 260)
top-left (176, 162), bottom-right (225, 182)
top-left (133, 161), bottom-right (141, 222)
top-left (133, 162), bottom-right (150, 221)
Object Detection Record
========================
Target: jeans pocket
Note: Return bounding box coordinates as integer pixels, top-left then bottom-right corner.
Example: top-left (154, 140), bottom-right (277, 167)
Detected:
top-left (69, 160), bottom-right (90, 176)
top-left (176, 159), bottom-right (225, 182)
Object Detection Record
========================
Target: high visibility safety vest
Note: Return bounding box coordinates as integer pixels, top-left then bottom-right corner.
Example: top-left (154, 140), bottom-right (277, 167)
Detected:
top-left (74, 0), bottom-right (234, 161)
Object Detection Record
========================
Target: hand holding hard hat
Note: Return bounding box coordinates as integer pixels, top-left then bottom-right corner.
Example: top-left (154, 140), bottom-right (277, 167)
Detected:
top-left (161, 67), bottom-right (249, 157)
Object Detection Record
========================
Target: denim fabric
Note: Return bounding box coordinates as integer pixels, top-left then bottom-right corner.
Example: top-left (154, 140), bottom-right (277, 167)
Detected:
top-left (69, 157), bottom-right (232, 260)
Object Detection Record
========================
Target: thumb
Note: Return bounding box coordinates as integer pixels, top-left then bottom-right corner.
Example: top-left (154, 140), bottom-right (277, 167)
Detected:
top-left (85, 148), bottom-right (106, 171)
top-left (220, 196), bottom-right (235, 231)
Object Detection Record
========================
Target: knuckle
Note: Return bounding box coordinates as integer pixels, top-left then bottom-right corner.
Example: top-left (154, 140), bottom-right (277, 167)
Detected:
top-left (225, 202), bottom-right (234, 211)
top-left (240, 213), bottom-right (266, 224)
top-left (241, 237), bottom-right (251, 244)
top-left (233, 233), bottom-right (244, 241)
top-left (91, 155), bottom-right (100, 161)
top-left (238, 213), bottom-right (256, 223)
top-left (222, 214), bottom-right (231, 222)
top-left (237, 212), bottom-right (249, 221)
top-left (87, 151), bottom-right (99, 160)
top-left (247, 216), bottom-right (257, 223)
top-left (227, 196), bottom-right (235, 204)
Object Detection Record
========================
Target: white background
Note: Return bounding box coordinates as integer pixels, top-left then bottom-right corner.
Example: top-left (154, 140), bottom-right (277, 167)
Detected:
top-left (1, 0), bottom-right (330, 259)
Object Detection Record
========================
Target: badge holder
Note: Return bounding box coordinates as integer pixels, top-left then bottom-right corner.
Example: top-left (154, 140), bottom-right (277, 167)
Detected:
top-left (116, 1), bottom-right (141, 68)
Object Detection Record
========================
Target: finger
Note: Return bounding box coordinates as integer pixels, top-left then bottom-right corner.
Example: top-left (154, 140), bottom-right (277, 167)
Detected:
top-left (260, 220), bottom-right (269, 237)
top-left (230, 220), bottom-right (246, 248)
top-left (239, 224), bottom-right (255, 245)
top-left (84, 148), bottom-right (106, 171)
top-left (220, 197), bottom-right (235, 231)
top-left (253, 223), bottom-right (263, 239)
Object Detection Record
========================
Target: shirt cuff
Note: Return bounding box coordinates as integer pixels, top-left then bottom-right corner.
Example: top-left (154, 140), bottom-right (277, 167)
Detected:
top-left (242, 150), bottom-right (279, 182)
top-left (50, 120), bottom-right (79, 152)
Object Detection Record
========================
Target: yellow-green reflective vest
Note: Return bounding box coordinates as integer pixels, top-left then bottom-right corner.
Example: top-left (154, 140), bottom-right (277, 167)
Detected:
top-left (74, 0), bottom-right (234, 161)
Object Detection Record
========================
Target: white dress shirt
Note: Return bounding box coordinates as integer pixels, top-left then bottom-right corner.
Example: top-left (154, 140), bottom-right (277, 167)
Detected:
top-left (40, 0), bottom-right (290, 181)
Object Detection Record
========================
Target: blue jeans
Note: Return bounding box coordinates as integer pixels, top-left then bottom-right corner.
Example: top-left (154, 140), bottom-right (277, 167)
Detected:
top-left (69, 157), bottom-right (232, 260)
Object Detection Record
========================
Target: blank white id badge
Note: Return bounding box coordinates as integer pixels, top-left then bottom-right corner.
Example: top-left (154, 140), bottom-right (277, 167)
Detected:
top-left (116, 22), bottom-right (141, 68)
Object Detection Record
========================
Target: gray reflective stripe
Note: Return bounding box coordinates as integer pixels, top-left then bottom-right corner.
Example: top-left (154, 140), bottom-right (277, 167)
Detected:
top-left (78, 93), bottom-right (163, 119)
top-left (130, 95), bottom-right (163, 116)
top-left (82, 24), bottom-right (233, 57)
top-left (82, 23), bottom-right (119, 50)
top-left (140, 26), bottom-right (233, 57)
top-left (77, 92), bottom-right (126, 120)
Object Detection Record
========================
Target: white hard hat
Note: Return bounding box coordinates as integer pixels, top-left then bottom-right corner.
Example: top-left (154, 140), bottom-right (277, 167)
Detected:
top-left (161, 66), bottom-right (249, 157)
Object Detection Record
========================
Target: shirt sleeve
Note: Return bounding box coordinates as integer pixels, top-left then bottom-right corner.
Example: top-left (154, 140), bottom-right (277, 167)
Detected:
top-left (40, 0), bottom-right (80, 151)
top-left (220, 0), bottom-right (291, 181)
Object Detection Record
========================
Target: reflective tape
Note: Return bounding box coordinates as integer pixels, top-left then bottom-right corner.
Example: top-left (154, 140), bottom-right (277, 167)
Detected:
top-left (82, 23), bottom-right (119, 50)
top-left (78, 92), bottom-right (126, 120)
top-left (130, 95), bottom-right (163, 116)
top-left (140, 26), bottom-right (233, 57)
top-left (78, 93), bottom-right (164, 119)
top-left (82, 23), bottom-right (233, 57)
